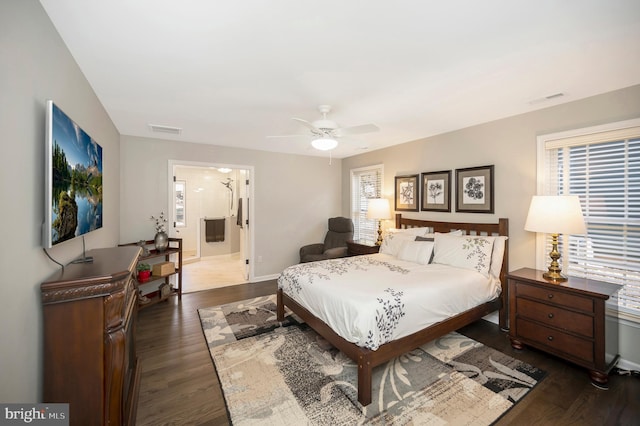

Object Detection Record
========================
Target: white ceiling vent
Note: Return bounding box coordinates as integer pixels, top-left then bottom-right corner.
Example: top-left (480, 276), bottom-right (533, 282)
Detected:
top-left (148, 124), bottom-right (182, 135)
top-left (528, 93), bottom-right (566, 105)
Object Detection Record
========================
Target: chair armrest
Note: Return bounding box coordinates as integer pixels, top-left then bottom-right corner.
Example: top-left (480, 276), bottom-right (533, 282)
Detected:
top-left (300, 243), bottom-right (325, 259)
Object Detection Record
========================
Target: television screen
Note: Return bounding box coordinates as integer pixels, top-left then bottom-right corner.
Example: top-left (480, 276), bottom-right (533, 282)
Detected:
top-left (44, 100), bottom-right (103, 248)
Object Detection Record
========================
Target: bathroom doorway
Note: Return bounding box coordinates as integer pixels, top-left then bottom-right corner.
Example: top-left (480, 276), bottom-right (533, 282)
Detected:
top-left (167, 161), bottom-right (253, 292)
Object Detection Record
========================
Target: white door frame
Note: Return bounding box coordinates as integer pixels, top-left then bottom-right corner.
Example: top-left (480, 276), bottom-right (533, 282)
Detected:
top-left (167, 160), bottom-right (254, 281)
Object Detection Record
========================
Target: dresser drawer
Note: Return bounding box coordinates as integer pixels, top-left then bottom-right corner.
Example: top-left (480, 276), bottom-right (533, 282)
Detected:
top-left (516, 282), bottom-right (594, 312)
top-left (516, 297), bottom-right (594, 338)
top-left (516, 318), bottom-right (594, 364)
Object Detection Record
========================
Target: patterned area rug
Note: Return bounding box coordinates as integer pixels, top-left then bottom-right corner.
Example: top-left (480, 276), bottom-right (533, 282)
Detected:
top-left (198, 295), bottom-right (546, 425)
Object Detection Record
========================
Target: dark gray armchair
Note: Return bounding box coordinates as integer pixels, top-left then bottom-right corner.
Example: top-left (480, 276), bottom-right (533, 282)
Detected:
top-left (299, 217), bottom-right (354, 263)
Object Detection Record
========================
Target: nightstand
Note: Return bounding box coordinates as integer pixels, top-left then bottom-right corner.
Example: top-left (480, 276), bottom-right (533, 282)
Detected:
top-left (508, 267), bottom-right (622, 388)
top-left (346, 240), bottom-right (380, 256)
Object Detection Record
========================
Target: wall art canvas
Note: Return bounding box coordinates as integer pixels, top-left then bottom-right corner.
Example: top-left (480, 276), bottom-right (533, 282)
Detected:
top-left (394, 175), bottom-right (419, 212)
top-left (421, 170), bottom-right (451, 212)
top-left (455, 165), bottom-right (494, 213)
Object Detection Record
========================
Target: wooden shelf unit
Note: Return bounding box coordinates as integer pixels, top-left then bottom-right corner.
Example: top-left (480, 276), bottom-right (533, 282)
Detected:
top-left (121, 238), bottom-right (182, 309)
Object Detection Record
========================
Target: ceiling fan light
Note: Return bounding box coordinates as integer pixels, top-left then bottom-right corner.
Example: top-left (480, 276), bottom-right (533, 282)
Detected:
top-left (311, 137), bottom-right (338, 151)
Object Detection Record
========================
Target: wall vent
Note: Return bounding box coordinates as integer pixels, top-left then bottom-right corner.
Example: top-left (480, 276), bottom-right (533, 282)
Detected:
top-left (148, 124), bottom-right (182, 135)
top-left (528, 93), bottom-right (565, 105)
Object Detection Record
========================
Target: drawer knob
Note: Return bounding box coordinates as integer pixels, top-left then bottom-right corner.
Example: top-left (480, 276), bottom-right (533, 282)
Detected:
top-left (548, 313), bottom-right (554, 319)
top-left (547, 294), bottom-right (554, 299)
top-left (547, 336), bottom-right (554, 341)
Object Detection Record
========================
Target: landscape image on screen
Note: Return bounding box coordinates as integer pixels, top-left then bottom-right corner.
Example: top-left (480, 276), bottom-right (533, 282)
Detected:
top-left (50, 103), bottom-right (103, 245)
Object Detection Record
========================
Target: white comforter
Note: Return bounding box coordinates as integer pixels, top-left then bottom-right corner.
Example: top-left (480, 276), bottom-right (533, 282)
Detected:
top-left (277, 253), bottom-right (501, 350)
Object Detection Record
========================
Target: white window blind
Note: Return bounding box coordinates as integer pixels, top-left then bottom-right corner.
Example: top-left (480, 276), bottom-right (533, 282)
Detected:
top-left (351, 165), bottom-right (383, 243)
top-left (540, 120), bottom-right (640, 320)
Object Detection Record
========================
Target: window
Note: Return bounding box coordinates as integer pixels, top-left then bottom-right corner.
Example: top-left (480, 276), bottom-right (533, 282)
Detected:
top-left (174, 180), bottom-right (186, 227)
top-left (351, 164), bottom-right (383, 242)
top-left (538, 119), bottom-right (640, 320)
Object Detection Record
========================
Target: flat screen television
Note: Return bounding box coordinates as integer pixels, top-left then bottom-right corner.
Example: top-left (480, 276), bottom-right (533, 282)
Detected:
top-left (43, 100), bottom-right (103, 248)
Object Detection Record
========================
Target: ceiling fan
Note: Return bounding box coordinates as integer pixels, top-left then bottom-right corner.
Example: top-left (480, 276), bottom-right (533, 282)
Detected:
top-left (268, 105), bottom-right (379, 151)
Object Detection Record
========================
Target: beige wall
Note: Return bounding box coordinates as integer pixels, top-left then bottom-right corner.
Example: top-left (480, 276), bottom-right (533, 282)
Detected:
top-left (0, 0), bottom-right (122, 402)
top-left (342, 84), bottom-right (640, 366)
top-left (119, 135), bottom-right (342, 278)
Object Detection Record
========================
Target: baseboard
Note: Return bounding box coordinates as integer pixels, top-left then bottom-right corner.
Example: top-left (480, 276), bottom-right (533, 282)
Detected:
top-left (251, 273), bottom-right (280, 283)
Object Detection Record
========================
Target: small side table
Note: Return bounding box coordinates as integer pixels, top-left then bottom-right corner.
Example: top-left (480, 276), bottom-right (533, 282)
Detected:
top-left (508, 267), bottom-right (621, 388)
top-left (346, 240), bottom-right (380, 256)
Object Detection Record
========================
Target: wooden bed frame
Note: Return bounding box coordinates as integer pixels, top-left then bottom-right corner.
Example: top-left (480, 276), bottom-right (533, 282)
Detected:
top-left (277, 213), bottom-right (509, 406)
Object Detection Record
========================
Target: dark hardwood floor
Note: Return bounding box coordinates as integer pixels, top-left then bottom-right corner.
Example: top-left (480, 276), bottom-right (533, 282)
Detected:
top-left (135, 281), bottom-right (639, 425)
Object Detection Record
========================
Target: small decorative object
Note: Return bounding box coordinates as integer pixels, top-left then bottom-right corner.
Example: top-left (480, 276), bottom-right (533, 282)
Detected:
top-left (455, 165), bottom-right (495, 213)
top-left (137, 240), bottom-right (150, 256)
top-left (421, 170), bottom-right (451, 212)
top-left (394, 175), bottom-right (419, 211)
top-left (151, 211), bottom-right (169, 252)
top-left (136, 263), bottom-right (151, 282)
top-left (159, 283), bottom-right (171, 300)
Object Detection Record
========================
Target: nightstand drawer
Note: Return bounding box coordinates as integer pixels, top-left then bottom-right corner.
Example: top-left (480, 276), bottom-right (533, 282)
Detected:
top-left (516, 318), bottom-right (594, 364)
top-left (516, 297), bottom-right (594, 338)
top-left (516, 282), bottom-right (594, 313)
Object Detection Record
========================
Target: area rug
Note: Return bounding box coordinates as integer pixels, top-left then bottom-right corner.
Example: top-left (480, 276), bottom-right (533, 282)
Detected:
top-left (199, 295), bottom-right (546, 425)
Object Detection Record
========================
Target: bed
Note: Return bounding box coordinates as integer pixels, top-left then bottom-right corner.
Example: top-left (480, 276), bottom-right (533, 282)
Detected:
top-left (277, 213), bottom-right (509, 406)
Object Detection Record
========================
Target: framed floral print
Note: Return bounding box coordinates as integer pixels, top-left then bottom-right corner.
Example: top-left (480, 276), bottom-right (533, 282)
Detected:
top-left (394, 174), bottom-right (419, 211)
top-left (455, 165), bottom-right (494, 213)
top-left (421, 170), bottom-right (451, 212)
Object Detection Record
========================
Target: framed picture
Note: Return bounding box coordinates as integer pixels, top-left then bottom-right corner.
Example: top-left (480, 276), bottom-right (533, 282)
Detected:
top-left (394, 174), bottom-right (419, 211)
top-left (421, 170), bottom-right (451, 212)
top-left (455, 165), bottom-right (494, 213)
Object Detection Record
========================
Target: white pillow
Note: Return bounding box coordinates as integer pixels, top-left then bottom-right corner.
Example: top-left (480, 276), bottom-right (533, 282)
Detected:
top-left (489, 236), bottom-right (508, 278)
top-left (396, 240), bottom-right (435, 265)
top-left (379, 232), bottom-right (417, 256)
top-left (432, 234), bottom-right (496, 276)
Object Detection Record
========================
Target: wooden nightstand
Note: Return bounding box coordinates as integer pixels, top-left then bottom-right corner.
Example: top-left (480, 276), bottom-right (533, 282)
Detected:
top-left (346, 240), bottom-right (380, 256)
top-left (508, 268), bottom-right (622, 388)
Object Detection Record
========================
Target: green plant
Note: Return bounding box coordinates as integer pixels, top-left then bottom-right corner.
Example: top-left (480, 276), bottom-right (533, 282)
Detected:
top-left (136, 263), bottom-right (151, 272)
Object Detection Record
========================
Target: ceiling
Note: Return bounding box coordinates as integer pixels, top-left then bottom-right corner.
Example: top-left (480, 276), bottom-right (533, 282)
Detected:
top-left (39, 0), bottom-right (640, 159)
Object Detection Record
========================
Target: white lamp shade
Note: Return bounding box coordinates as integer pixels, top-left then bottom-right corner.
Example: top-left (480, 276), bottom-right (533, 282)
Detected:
top-left (311, 137), bottom-right (338, 151)
top-left (367, 198), bottom-right (391, 220)
top-left (525, 195), bottom-right (587, 234)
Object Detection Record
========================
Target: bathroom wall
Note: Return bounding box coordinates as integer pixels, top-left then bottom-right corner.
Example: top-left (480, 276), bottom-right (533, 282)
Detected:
top-left (174, 166), bottom-right (241, 258)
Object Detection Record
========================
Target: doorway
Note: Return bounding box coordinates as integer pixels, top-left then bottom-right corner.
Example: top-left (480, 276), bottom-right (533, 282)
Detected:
top-left (168, 161), bottom-right (253, 293)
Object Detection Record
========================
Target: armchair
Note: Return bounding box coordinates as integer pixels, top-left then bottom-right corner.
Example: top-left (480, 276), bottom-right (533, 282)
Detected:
top-left (299, 217), bottom-right (354, 263)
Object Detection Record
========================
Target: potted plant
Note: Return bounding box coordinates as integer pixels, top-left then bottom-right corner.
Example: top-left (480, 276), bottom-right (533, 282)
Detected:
top-left (137, 263), bottom-right (151, 282)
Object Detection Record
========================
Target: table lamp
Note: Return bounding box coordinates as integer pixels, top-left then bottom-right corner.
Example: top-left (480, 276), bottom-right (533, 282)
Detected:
top-left (525, 195), bottom-right (587, 282)
top-left (367, 198), bottom-right (391, 246)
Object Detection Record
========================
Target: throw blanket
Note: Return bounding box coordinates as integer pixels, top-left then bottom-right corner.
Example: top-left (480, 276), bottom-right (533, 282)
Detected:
top-left (278, 254), bottom-right (500, 350)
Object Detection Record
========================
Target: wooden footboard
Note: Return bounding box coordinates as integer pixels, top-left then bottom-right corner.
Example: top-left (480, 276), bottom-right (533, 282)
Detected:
top-left (277, 214), bottom-right (509, 406)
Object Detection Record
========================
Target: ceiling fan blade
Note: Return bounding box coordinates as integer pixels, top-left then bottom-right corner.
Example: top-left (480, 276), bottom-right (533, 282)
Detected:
top-left (336, 123), bottom-right (379, 136)
top-left (292, 117), bottom-right (322, 133)
top-left (266, 134), bottom-right (310, 139)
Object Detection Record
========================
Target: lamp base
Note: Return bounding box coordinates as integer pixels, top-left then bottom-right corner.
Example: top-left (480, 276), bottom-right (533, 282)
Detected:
top-left (543, 270), bottom-right (568, 283)
top-left (375, 223), bottom-right (383, 246)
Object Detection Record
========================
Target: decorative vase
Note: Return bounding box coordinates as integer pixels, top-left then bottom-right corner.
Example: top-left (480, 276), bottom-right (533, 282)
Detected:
top-left (154, 231), bottom-right (169, 252)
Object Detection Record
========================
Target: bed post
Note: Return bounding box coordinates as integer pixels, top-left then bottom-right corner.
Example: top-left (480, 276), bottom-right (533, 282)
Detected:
top-left (357, 354), bottom-right (372, 406)
top-left (277, 288), bottom-right (285, 322)
top-left (498, 218), bottom-right (509, 331)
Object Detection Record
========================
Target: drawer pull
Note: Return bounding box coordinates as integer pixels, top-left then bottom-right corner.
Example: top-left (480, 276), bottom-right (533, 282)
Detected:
top-left (548, 313), bottom-right (554, 319)
top-left (547, 335), bottom-right (554, 341)
top-left (547, 294), bottom-right (554, 299)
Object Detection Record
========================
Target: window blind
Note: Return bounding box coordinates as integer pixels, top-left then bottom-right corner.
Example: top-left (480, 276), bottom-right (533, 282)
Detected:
top-left (351, 165), bottom-right (383, 243)
top-left (541, 121), bottom-right (640, 320)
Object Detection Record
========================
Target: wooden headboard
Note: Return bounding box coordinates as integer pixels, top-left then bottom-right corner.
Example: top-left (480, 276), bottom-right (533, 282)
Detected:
top-left (395, 213), bottom-right (509, 329)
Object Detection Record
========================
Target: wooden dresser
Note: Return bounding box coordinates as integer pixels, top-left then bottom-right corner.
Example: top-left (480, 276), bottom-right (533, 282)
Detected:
top-left (41, 246), bottom-right (141, 425)
top-left (508, 267), bottom-right (621, 388)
